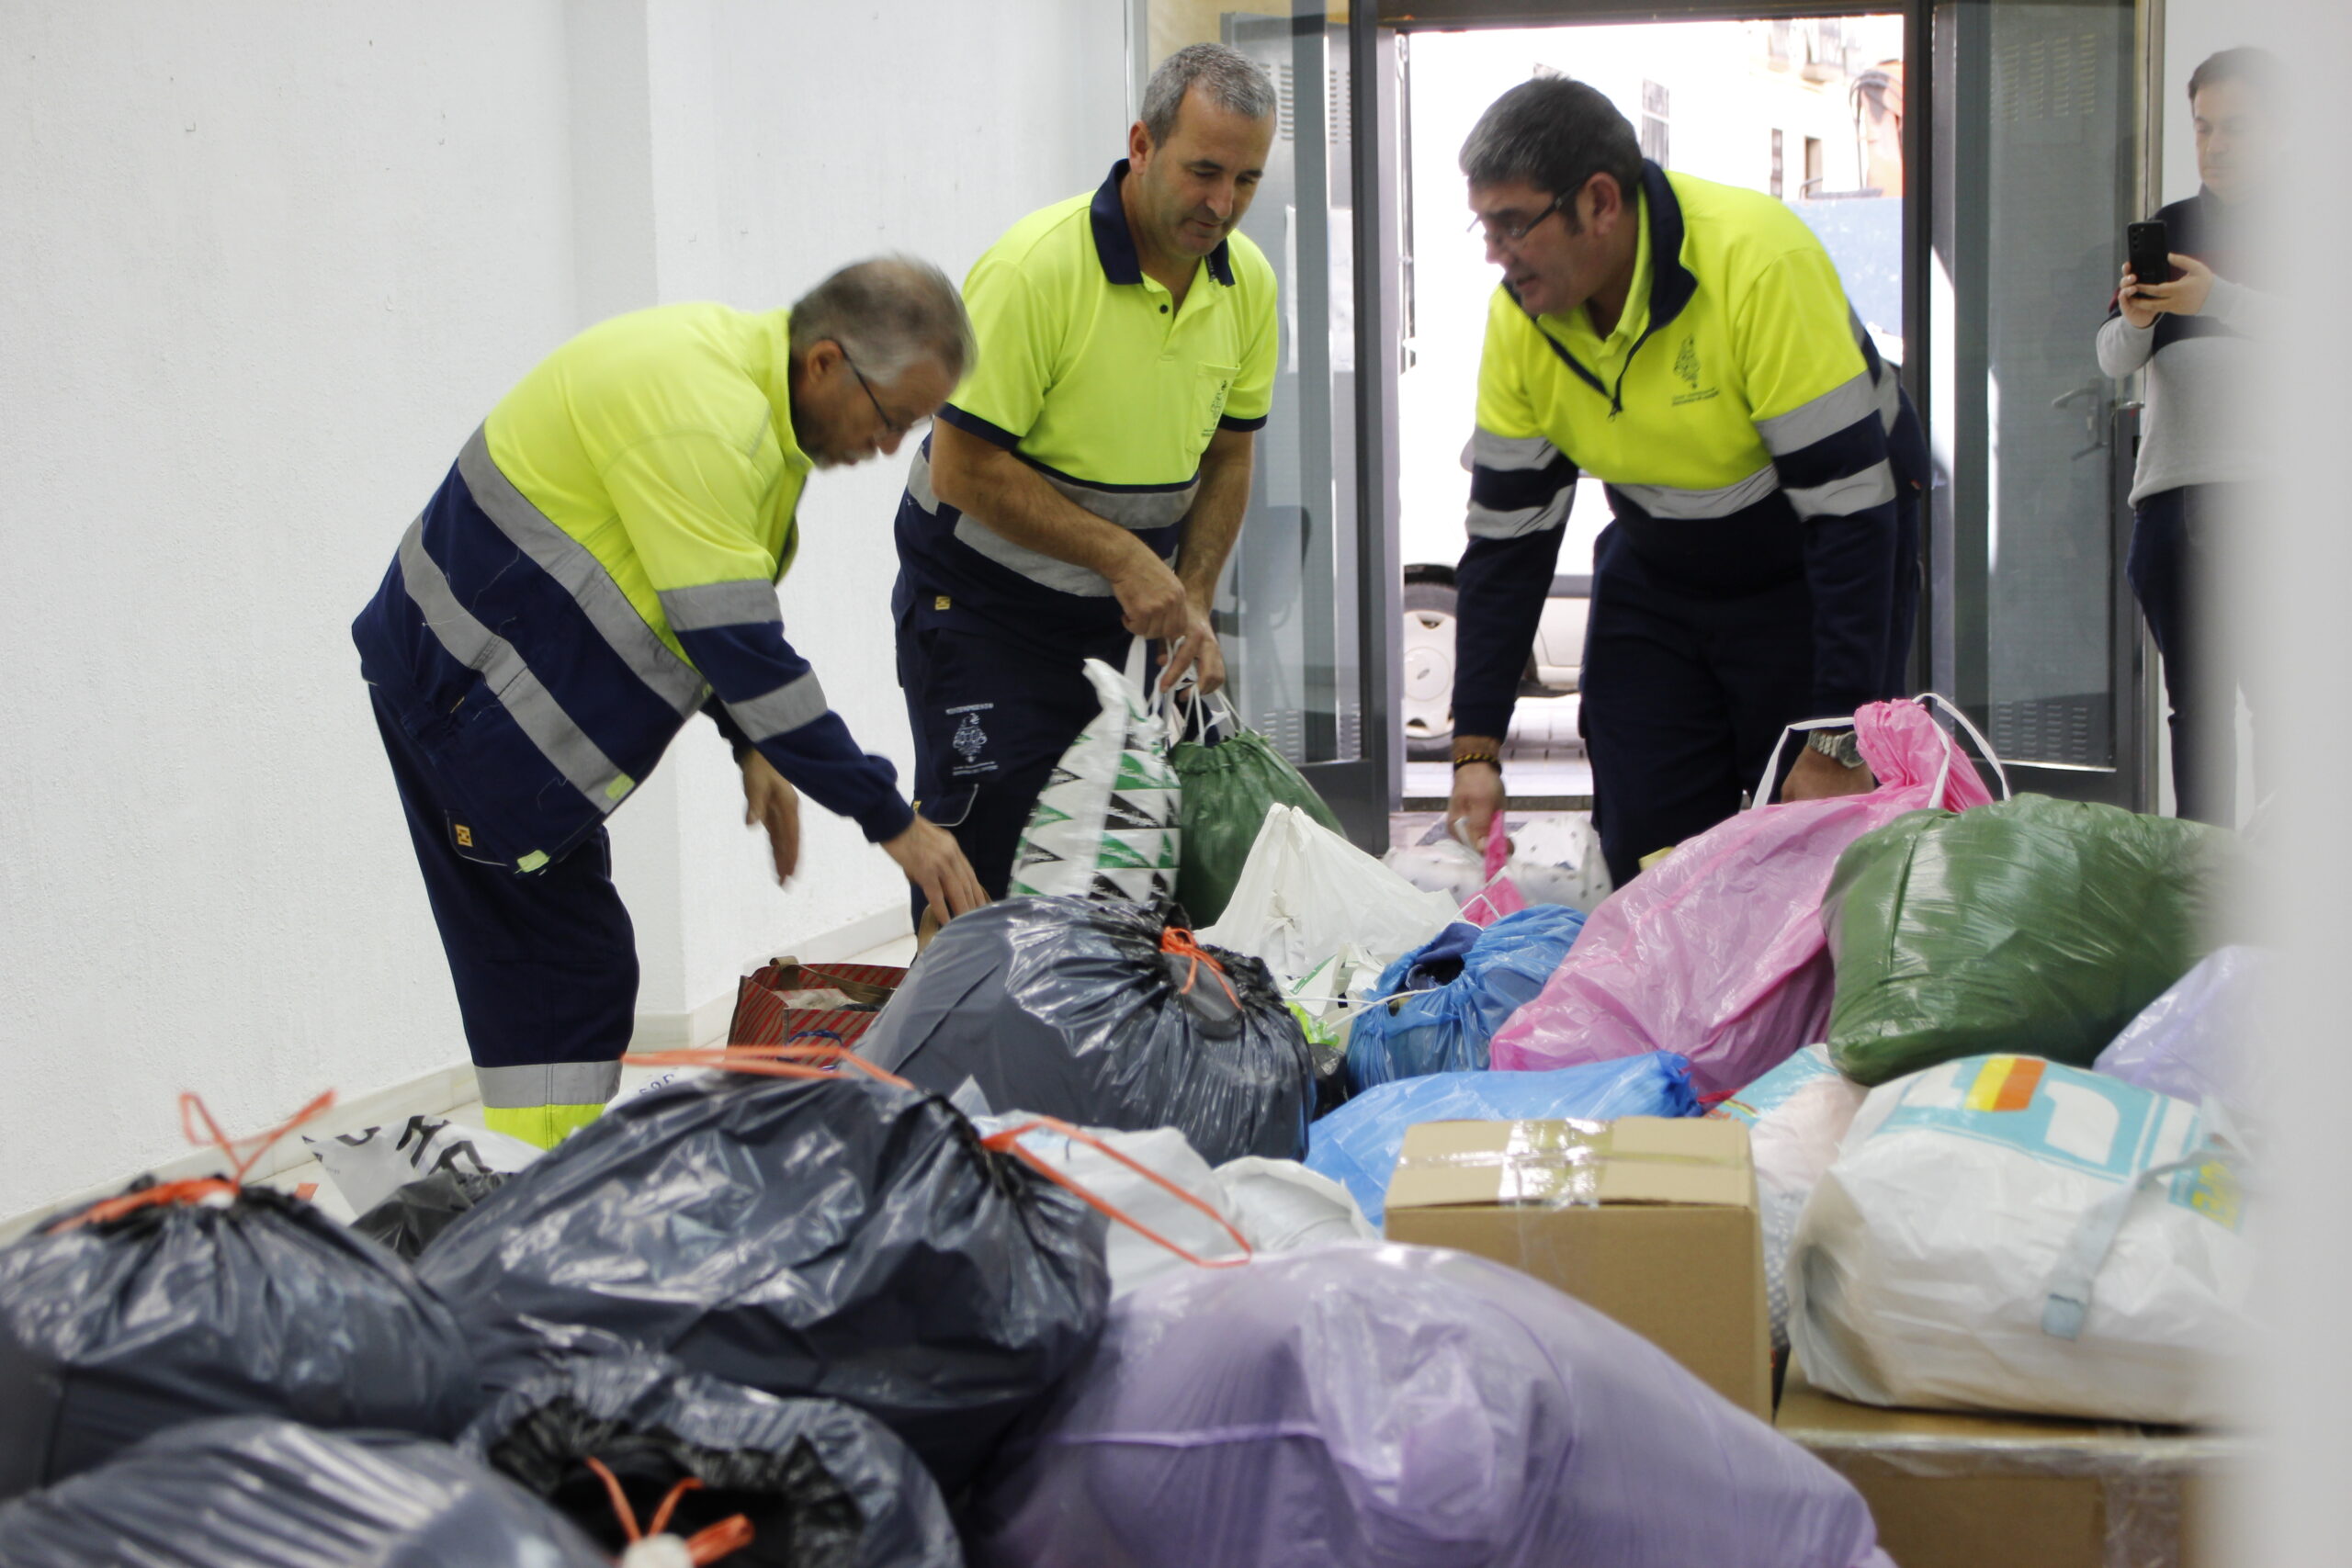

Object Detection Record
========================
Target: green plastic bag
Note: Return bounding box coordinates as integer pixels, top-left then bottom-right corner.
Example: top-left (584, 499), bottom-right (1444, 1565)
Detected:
top-left (1825, 794), bottom-right (2234, 1086)
top-left (1170, 694), bottom-right (1344, 926)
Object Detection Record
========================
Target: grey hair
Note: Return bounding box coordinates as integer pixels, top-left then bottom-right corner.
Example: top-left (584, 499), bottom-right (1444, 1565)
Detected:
top-left (1141, 42), bottom-right (1277, 146)
top-left (1460, 77), bottom-right (1644, 221)
top-left (788, 254), bottom-right (976, 387)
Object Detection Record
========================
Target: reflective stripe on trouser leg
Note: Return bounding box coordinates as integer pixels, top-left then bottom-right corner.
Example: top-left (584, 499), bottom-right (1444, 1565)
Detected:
top-left (481, 1100), bottom-right (612, 1150)
top-left (368, 688), bottom-right (638, 1124)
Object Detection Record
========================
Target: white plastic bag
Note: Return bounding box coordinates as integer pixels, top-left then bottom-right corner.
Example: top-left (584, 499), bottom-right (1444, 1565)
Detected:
top-left (1790, 1055), bottom-right (2251, 1425)
top-left (304, 1114), bottom-right (542, 1220)
top-left (1199, 805), bottom-right (1462, 979)
top-left (1213, 1156), bottom-right (1379, 1250)
top-left (1709, 1046), bottom-right (1868, 1350)
top-left (1009, 648), bottom-right (1181, 904)
top-left (1385, 816), bottom-right (1615, 915)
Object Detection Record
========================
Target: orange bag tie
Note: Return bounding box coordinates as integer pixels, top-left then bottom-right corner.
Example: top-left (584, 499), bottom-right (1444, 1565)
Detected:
top-left (51, 1089), bottom-right (337, 1232)
top-left (1160, 926), bottom-right (1238, 1008)
top-left (982, 1113), bottom-right (1254, 1269)
top-left (622, 1042), bottom-right (913, 1091)
top-left (582, 1456), bottom-right (755, 1566)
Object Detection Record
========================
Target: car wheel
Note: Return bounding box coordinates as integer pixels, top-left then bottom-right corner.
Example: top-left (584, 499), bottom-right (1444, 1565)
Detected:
top-left (1401, 581), bottom-right (1457, 761)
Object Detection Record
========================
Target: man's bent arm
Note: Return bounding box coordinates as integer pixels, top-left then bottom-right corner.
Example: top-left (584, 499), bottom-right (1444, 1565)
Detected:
top-left (1175, 426), bottom-right (1255, 609)
top-left (1452, 427), bottom-right (1578, 743)
top-left (928, 419), bottom-right (1154, 579)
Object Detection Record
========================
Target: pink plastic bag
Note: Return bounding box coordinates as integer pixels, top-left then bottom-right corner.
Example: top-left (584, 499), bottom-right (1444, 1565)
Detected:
top-left (1489, 696), bottom-right (2004, 1096)
top-left (1462, 812), bottom-right (1530, 927)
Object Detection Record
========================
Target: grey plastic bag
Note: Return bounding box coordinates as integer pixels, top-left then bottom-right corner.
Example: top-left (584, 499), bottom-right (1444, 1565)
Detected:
top-left (858, 896), bottom-right (1317, 1163)
top-left (418, 1066), bottom-right (1107, 1495)
top-left (463, 1350), bottom-right (962, 1568)
top-left (0, 1417), bottom-right (607, 1568)
top-left (0, 1184), bottom-right (478, 1500)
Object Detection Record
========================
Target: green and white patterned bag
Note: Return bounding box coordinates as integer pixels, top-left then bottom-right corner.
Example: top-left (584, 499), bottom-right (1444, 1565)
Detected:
top-left (1009, 645), bottom-right (1182, 904)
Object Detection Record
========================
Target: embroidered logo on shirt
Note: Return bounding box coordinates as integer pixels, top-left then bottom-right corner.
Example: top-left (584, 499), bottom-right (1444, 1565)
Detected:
top-left (1669, 333), bottom-right (1719, 405)
top-left (950, 705), bottom-right (992, 765)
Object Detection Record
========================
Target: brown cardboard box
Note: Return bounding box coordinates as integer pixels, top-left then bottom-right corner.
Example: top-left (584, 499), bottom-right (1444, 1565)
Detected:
top-left (1381, 1116), bottom-right (1772, 1421)
top-left (1776, 1362), bottom-right (2236, 1568)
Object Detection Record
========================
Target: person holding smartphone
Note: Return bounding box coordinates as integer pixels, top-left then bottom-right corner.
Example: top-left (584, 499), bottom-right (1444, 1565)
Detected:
top-left (2098, 47), bottom-right (2278, 825)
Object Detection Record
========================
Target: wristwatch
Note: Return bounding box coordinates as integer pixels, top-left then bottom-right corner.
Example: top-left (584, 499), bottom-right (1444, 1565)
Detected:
top-left (1805, 728), bottom-right (1866, 770)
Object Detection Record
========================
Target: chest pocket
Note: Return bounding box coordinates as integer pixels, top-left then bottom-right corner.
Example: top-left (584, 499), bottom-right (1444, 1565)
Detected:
top-left (1194, 363), bottom-right (1239, 448)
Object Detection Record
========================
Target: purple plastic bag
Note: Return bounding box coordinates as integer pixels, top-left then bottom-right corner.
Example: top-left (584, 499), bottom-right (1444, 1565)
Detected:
top-left (968, 1243), bottom-right (1893, 1568)
top-left (2094, 944), bottom-right (2268, 1128)
top-left (1492, 697), bottom-right (2000, 1095)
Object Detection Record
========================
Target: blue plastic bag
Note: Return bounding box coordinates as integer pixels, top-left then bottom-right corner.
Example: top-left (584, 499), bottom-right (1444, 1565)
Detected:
top-left (1344, 906), bottom-right (1588, 1093)
top-left (1307, 1053), bottom-right (1698, 1225)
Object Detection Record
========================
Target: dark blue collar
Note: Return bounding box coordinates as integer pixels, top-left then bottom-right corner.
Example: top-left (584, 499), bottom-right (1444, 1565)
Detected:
top-left (1638, 161), bottom-right (1697, 328)
top-left (1090, 160), bottom-right (1237, 288)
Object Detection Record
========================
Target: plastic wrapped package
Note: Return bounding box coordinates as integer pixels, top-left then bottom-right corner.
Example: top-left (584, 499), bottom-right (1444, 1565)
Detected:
top-left (1170, 693), bottom-right (1346, 927)
top-left (353, 1166), bottom-right (510, 1259)
top-left (416, 1068), bottom-right (1108, 1495)
top-left (0, 1183), bottom-right (478, 1500)
top-left (1212, 1157), bottom-right (1378, 1251)
top-left (1010, 653), bottom-right (1181, 903)
top-left (2094, 945), bottom-right (2270, 1132)
top-left (1709, 1045), bottom-right (1870, 1350)
top-left (1492, 698), bottom-right (2000, 1096)
top-left (967, 1244), bottom-right (1893, 1568)
top-left (1791, 1055), bottom-right (2252, 1425)
top-left (1826, 795), bottom-right (2235, 1086)
top-left (1385, 816), bottom-right (1614, 915)
top-left (1344, 906), bottom-right (1588, 1092)
top-left (461, 1351), bottom-right (960, 1568)
top-left (0, 1417), bottom-right (607, 1568)
top-left (1199, 805), bottom-right (1464, 977)
top-left (856, 897), bottom-right (1317, 1163)
top-left (1305, 1053), bottom-right (1700, 1225)
top-left (304, 1113), bottom-right (542, 1218)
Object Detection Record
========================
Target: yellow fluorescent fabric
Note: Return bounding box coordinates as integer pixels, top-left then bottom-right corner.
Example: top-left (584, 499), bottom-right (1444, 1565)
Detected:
top-left (484, 303), bottom-right (810, 660)
top-left (947, 177), bottom-right (1280, 487)
top-left (481, 1101), bottom-right (607, 1150)
top-left (1476, 172), bottom-right (1871, 492)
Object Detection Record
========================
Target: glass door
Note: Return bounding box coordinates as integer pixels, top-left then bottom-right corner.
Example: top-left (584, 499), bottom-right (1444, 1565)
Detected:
top-left (1926, 0), bottom-right (2150, 806)
top-left (1134, 1), bottom-right (1399, 848)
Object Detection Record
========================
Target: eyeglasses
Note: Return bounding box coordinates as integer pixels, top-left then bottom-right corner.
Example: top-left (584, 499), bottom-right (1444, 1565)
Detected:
top-left (844, 355), bottom-right (922, 438)
top-left (1467, 190), bottom-right (1570, 246)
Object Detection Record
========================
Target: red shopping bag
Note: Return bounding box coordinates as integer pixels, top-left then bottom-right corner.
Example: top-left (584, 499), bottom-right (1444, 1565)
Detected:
top-left (727, 958), bottom-right (907, 1049)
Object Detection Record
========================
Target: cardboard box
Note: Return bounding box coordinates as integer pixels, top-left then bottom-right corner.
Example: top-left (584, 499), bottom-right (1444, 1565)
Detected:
top-left (1382, 1116), bottom-right (1771, 1421)
top-left (1776, 1362), bottom-right (2237, 1568)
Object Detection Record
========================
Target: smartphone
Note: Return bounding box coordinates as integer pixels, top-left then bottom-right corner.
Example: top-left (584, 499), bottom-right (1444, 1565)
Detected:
top-left (2126, 220), bottom-right (2172, 291)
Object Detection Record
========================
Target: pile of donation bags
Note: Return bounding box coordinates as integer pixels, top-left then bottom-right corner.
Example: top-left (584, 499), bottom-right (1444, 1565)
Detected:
top-left (0, 681), bottom-right (2257, 1562)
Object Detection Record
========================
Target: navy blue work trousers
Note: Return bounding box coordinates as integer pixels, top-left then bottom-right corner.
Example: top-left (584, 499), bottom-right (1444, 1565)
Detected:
top-left (894, 600), bottom-right (1133, 925)
top-left (2129, 482), bottom-right (2258, 826)
top-left (368, 686), bottom-right (639, 1075)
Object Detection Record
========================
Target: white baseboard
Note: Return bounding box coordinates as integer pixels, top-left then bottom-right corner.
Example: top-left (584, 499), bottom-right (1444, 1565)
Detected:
top-left (0, 903), bottom-right (916, 1244)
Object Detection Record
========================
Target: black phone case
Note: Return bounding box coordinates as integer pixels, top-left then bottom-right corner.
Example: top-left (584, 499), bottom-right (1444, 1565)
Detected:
top-left (2127, 221), bottom-right (2171, 286)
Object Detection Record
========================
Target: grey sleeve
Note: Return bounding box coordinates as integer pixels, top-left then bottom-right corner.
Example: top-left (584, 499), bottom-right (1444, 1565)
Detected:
top-left (2201, 277), bottom-right (2277, 338)
top-left (2097, 313), bottom-right (2157, 378)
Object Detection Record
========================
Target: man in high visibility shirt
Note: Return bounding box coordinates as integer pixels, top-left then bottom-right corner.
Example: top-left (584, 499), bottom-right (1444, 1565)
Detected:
top-left (354, 258), bottom-right (989, 1147)
top-left (1445, 78), bottom-right (1928, 886)
top-left (892, 43), bottom-right (1279, 930)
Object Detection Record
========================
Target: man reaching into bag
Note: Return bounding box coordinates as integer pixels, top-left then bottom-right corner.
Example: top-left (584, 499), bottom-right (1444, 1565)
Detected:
top-left (355, 258), bottom-right (988, 1147)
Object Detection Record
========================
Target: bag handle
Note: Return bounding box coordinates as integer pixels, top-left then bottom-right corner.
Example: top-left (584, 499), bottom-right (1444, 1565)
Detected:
top-left (51, 1089), bottom-right (339, 1231)
top-left (1747, 694), bottom-right (2012, 812)
top-left (1174, 687), bottom-right (1240, 747)
top-left (982, 1113), bottom-right (1255, 1269)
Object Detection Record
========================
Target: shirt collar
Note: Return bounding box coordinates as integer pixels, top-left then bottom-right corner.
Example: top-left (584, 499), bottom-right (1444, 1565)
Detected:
top-left (760, 309), bottom-right (813, 474)
top-left (1090, 160), bottom-right (1237, 289)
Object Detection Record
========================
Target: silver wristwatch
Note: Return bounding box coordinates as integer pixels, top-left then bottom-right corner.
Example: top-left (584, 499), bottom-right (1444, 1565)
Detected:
top-left (1805, 728), bottom-right (1866, 769)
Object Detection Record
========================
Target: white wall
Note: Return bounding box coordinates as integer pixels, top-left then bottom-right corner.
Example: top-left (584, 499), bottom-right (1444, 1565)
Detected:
top-left (0, 0), bottom-right (1125, 1218)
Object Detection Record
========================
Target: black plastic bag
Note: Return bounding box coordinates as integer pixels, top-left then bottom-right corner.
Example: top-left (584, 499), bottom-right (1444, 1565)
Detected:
top-left (353, 1167), bottom-right (509, 1260)
top-left (0, 1417), bottom-right (606, 1568)
top-left (418, 1068), bottom-right (1107, 1495)
top-left (463, 1351), bottom-right (961, 1568)
top-left (857, 897), bottom-right (1317, 1163)
top-left (0, 1184), bottom-right (478, 1500)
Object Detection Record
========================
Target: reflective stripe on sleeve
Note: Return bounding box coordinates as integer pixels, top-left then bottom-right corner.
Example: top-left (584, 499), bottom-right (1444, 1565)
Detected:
top-left (728, 669), bottom-right (831, 741)
top-left (1753, 370), bottom-right (1881, 457)
top-left (1785, 459), bottom-right (1897, 519)
top-left (657, 579), bottom-right (784, 633)
top-left (1466, 488), bottom-right (1573, 540)
top-left (458, 427), bottom-right (705, 717)
top-left (1469, 427), bottom-right (1566, 472)
top-left (397, 519), bottom-right (632, 810)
